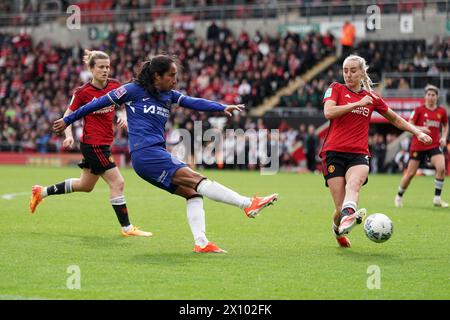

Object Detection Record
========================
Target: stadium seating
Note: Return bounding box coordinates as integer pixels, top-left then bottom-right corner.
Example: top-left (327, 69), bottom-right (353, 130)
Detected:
top-left (0, 26), bottom-right (333, 166)
top-left (0, 1), bottom-right (448, 172)
top-left (277, 37), bottom-right (450, 114)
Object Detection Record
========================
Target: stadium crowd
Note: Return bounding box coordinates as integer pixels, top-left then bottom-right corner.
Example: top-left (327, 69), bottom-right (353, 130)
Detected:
top-left (0, 24), bottom-right (336, 171)
top-left (1, 15), bottom-right (447, 173)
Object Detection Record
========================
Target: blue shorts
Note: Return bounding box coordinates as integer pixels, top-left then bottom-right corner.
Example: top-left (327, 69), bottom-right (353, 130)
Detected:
top-left (131, 144), bottom-right (187, 193)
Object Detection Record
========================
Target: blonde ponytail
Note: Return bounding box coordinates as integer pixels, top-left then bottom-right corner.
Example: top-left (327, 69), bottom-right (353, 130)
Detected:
top-left (362, 73), bottom-right (374, 92)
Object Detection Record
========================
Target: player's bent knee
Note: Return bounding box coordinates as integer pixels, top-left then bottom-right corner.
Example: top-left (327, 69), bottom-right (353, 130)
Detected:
top-left (191, 170), bottom-right (205, 180)
top-left (115, 178), bottom-right (125, 191)
top-left (346, 179), bottom-right (365, 191)
top-left (186, 194), bottom-right (203, 200)
top-left (82, 185), bottom-right (95, 193)
top-left (175, 185), bottom-right (201, 199)
top-left (406, 171), bottom-right (416, 180)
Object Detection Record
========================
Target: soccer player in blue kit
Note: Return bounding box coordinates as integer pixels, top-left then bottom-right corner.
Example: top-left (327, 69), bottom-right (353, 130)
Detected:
top-left (54, 55), bottom-right (278, 253)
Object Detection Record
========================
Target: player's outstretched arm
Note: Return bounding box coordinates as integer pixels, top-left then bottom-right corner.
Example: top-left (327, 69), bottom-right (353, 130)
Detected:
top-left (53, 95), bottom-right (112, 134)
top-left (179, 95), bottom-right (225, 112)
top-left (53, 118), bottom-right (69, 134)
top-left (223, 104), bottom-right (245, 116)
top-left (116, 109), bottom-right (128, 129)
top-left (324, 95), bottom-right (372, 120)
top-left (178, 93), bottom-right (245, 116)
top-left (62, 108), bottom-right (75, 149)
top-left (383, 108), bottom-right (432, 145)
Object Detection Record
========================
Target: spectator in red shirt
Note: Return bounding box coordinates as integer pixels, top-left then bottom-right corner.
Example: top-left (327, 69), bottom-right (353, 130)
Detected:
top-left (322, 30), bottom-right (335, 54)
top-left (321, 54), bottom-right (431, 248)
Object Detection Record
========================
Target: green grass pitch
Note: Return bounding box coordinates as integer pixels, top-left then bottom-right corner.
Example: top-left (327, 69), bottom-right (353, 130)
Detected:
top-left (0, 165), bottom-right (449, 300)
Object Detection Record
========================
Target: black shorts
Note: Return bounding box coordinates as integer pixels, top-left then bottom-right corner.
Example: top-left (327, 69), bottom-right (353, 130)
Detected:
top-left (321, 151), bottom-right (370, 187)
top-left (78, 142), bottom-right (116, 175)
top-left (409, 147), bottom-right (443, 162)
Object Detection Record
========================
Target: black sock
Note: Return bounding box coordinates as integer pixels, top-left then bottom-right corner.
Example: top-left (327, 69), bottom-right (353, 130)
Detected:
top-left (111, 196), bottom-right (131, 227)
top-left (112, 204), bottom-right (130, 227)
top-left (435, 179), bottom-right (444, 196)
top-left (397, 186), bottom-right (406, 197)
top-left (46, 180), bottom-right (72, 196)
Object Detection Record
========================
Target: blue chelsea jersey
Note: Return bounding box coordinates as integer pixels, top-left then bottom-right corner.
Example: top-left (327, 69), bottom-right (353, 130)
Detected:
top-left (108, 83), bottom-right (179, 152)
top-left (107, 83), bottom-right (226, 152)
top-left (63, 82), bottom-right (226, 153)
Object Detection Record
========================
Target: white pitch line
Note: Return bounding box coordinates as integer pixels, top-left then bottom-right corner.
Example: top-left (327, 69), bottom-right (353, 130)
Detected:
top-left (0, 294), bottom-right (55, 300)
top-left (1, 192), bottom-right (29, 200)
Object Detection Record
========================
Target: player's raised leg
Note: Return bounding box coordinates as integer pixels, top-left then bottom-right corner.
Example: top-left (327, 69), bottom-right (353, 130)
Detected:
top-left (172, 167), bottom-right (278, 218)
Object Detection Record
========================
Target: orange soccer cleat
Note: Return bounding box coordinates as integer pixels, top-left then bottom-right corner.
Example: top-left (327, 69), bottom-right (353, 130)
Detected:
top-left (333, 224), bottom-right (351, 248)
top-left (29, 185), bottom-right (44, 214)
top-left (121, 226), bottom-right (153, 237)
top-left (244, 193), bottom-right (278, 218)
top-left (193, 242), bottom-right (227, 253)
top-left (336, 235), bottom-right (352, 248)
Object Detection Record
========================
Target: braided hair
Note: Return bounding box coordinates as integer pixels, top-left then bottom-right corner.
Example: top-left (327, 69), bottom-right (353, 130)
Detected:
top-left (134, 55), bottom-right (177, 97)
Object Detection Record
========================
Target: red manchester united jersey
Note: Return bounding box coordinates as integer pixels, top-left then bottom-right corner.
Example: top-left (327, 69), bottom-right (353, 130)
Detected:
top-left (320, 82), bottom-right (389, 157)
top-left (409, 105), bottom-right (447, 151)
top-left (69, 79), bottom-right (121, 145)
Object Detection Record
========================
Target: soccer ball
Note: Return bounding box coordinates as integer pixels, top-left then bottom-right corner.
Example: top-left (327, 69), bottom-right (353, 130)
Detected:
top-left (363, 213), bottom-right (394, 243)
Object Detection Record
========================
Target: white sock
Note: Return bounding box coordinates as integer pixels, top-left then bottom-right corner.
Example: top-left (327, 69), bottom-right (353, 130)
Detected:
top-left (65, 179), bottom-right (74, 193)
top-left (41, 188), bottom-right (48, 198)
top-left (110, 195), bottom-right (126, 205)
top-left (341, 200), bottom-right (357, 214)
top-left (122, 224), bottom-right (133, 232)
top-left (187, 197), bottom-right (208, 247)
top-left (196, 179), bottom-right (251, 209)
